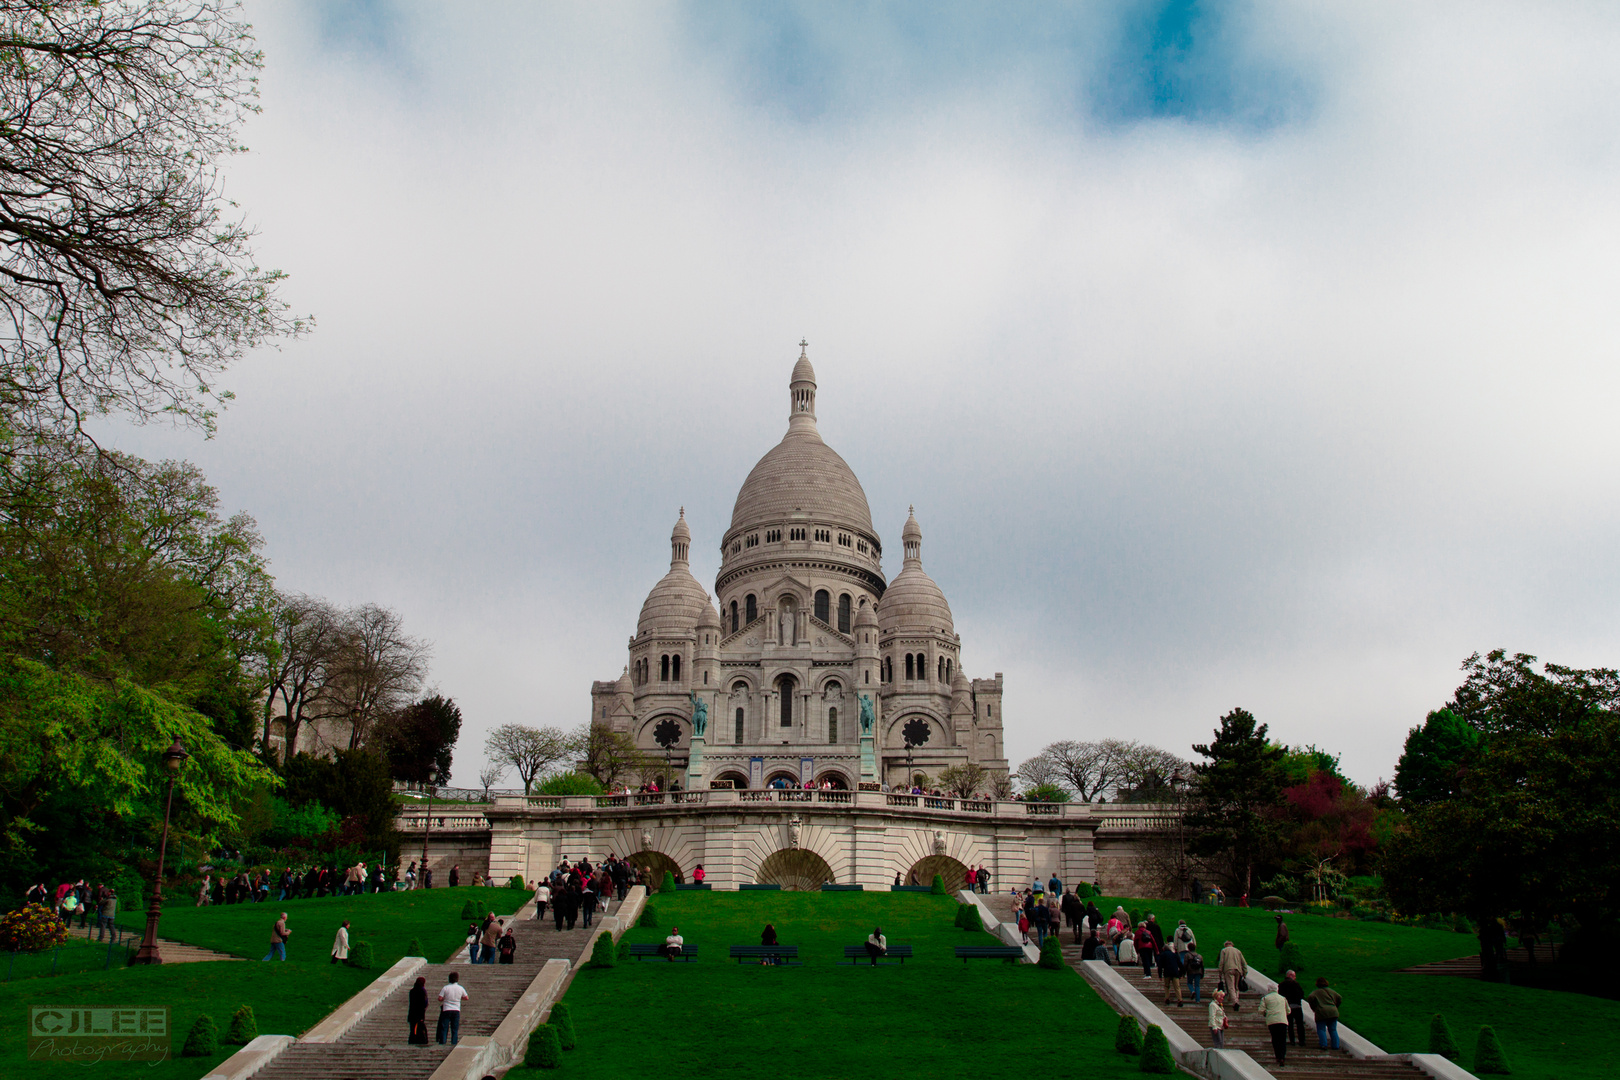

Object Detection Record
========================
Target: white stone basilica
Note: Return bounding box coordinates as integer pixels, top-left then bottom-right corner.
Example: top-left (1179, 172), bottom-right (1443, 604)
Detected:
top-left (591, 346), bottom-right (1010, 792)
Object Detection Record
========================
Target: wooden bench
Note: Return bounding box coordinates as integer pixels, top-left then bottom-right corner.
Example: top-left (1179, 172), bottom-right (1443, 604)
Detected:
top-left (729, 945), bottom-right (801, 965)
top-left (843, 944), bottom-right (913, 965)
top-left (955, 945), bottom-right (1024, 964)
top-left (626, 943), bottom-right (699, 962)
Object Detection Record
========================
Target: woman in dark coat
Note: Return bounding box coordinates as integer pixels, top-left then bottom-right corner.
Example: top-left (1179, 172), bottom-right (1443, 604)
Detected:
top-left (407, 976), bottom-right (430, 1044)
top-left (498, 928), bottom-right (517, 964)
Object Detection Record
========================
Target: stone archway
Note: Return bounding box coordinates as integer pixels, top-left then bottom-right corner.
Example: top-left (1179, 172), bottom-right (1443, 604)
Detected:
top-left (626, 850), bottom-right (684, 885)
top-left (764, 770), bottom-right (799, 789)
top-left (814, 770), bottom-right (850, 790)
top-left (755, 848), bottom-right (834, 891)
top-left (714, 770), bottom-right (750, 790)
top-left (906, 854), bottom-right (969, 891)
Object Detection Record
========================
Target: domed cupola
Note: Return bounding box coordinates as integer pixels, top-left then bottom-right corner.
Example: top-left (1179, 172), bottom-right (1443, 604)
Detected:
top-left (638, 509), bottom-right (709, 635)
top-left (878, 507), bottom-right (954, 634)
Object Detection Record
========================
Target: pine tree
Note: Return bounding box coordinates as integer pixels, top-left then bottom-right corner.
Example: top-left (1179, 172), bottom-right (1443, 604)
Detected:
top-left (639, 903), bottom-right (658, 928)
top-left (660, 871), bottom-right (676, 894)
top-left (1115, 1015), bottom-right (1143, 1055)
top-left (459, 900), bottom-right (478, 921)
top-left (1277, 941), bottom-right (1306, 980)
top-left (550, 1003), bottom-right (576, 1051)
top-left (590, 933), bottom-right (617, 968)
top-left (930, 873), bottom-right (946, 895)
top-left (227, 1006), bottom-right (257, 1045)
top-left (527, 1024), bottom-right (562, 1069)
top-left (347, 941), bottom-right (374, 969)
top-left (1474, 1026), bottom-right (1512, 1074)
top-left (181, 1015), bottom-right (219, 1058)
top-left (1040, 935), bottom-right (1064, 969)
top-left (1185, 707), bottom-right (1288, 894)
top-left (961, 904), bottom-right (983, 932)
top-left (1429, 1014), bottom-right (1460, 1061)
top-left (1140, 1024), bottom-right (1176, 1073)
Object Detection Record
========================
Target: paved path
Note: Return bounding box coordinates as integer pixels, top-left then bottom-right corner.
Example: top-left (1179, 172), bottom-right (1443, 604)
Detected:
top-left (61, 921), bottom-right (244, 964)
top-left (1059, 935), bottom-right (1425, 1080)
top-left (1401, 944), bottom-right (1547, 975)
top-left (253, 897), bottom-right (613, 1080)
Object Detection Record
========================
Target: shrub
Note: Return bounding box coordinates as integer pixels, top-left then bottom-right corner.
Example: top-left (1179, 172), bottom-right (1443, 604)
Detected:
top-left (639, 903), bottom-right (657, 928)
top-left (347, 941), bottom-right (374, 970)
top-left (1475, 1026), bottom-right (1512, 1074)
top-left (930, 873), bottom-right (946, 895)
top-left (0, 904), bottom-right (70, 952)
top-left (961, 904), bottom-right (983, 932)
top-left (1140, 1024), bottom-right (1176, 1073)
top-left (1429, 1014), bottom-right (1460, 1061)
top-left (459, 900), bottom-right (478, 921)
top-left (1129, 908), bottom-right (1142, 928)
top-left (1115, 1015), bottom-right (1143, 1055)
top-left (407, 936), bottom-right (425, 957)
top-left (953, 904), bottom-right (967, 928)
top-left (1277, 941), bottom-right (1306, 979)
top-left (659, 871), bottom-right (676, 894)
top-left (227, 1005), bottom-right (257, 1045)
top-left (550, 1002), bottom-right (576, 1050)
top-left (1074, 882), bottom-right (1094, 899)
top-left (1454, 915), bottom-right (1475, 935)
top-left (181, 1015), bottom-right (219, 1057)
top-left (526, 1023), bottom-right (562, 1069)
top-left (589, 932), bottom-right (617, 968)
top-left (1040, 935), bottom-right (1064, 969)
top-left (536, 771), bottom-right (604, 796)
top-left (509, 875), bottom-right (527, 890)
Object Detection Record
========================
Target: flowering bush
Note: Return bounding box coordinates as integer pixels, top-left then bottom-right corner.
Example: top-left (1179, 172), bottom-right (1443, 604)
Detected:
top-left (0, 903), bottom-right (71, 952)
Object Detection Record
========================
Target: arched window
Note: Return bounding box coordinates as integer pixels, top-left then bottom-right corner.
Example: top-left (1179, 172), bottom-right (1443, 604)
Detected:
top-left (672, 654), bottom-right (681, 681)
top-left (703, 671), bottom-right (708, 684)
top-left (745, 594), bottom-right (757, 624)
top-left (828, 706), bottom-right (838, 743)
top-left (777, 674), bottom-right (795, 727)
top-left (938, 656), bottom-right (945, 681)
top-left (905, 654), bottom-right (915, 680)
top-left (946, 659), bottom-right (952, 681)
top-left (814, 589), bottom-right (830, 623)
top-left (735, 707), bottom-right (745, 743)
top-left (660, 655), bottom-right (670, 681)
top-left (865, 670), bottom-right (870, 684)
top-left (838, 593), bottom-right (851, 633)
top-left (730, 600), bottom-right (739, 633)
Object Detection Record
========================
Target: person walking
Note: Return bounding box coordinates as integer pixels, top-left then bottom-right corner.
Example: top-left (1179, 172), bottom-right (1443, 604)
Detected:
top-left (1159, 942), bottom-right (1185, 1006)
top-left (263, 912), bottom-right (291, 961)
top-left (497, 926), bottom-right (517, 964)
top-left (449, 865), bottom-right (460, 888)
top-left (1032, 896), bottom-right (1050, 946)
top-left (196, 874), bottom-right (212, 907)
top-left (1279, 969), bottom-right (1307, 1045)
top-left (407, 976), bottom-right (430, 1044)
top-left (1134, 921), bottom-right (1157, 979)
top-left (331, 920), bottom-right (351, 965)
top-left (1208, 989), bottom-right (1228, 1049)
top-left (1217, 940), bottom-right (1248, 1011)
top-left (1307, 976), bottom-right (1343, 1050)
top-left (581, 879), bottom-right (597, 929)
top-left (1260, 986), bottom-right (1290, 1066)
top-left (96, 889), bottom-right (118, 941)
top-left (435, 972), bottom-right (468, 1046)
top-left (1184, 947), bottom-right (1206, 1003)
top-left (480, 917), bottom-right (502, 963)
top-left (1172, 918), bottom-right (1196, 957)
top-left (976, 865), bottom-right (989, 894)
top-left (1048, 871), bottom-right (1062, 896)
top-left (533, 880), bottom-right (551, 922)
top-left (1275, 913), bottom-right (1290, 951)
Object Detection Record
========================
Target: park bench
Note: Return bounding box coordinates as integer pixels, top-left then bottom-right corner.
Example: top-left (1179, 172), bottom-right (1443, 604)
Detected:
top-left (627, 944), bottom-right (699, 962)
top-left (820, 883), bottom-right (863, 891)
top-left (729, 945), bottom-right (801, 965)
top-left (955, 945), bottom-right (1024, 964)
top-left (843, 944), bottom-right (913, 965)
top-left (739, 883), bottom-right (781, 891)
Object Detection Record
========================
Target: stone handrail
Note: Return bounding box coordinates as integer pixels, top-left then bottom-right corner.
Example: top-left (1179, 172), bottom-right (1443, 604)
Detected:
top-left (396, 813), bottom-right (489, 831)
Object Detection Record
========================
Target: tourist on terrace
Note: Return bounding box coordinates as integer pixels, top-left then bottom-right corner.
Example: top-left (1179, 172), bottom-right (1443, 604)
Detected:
top-left (661, 926), bottom-right (684, 960)
top-left (976, 865), bottom-right (989, 893)
top-left (407, 975), bottom-right (430, 1044)
top-left (449, 865), bottom-right (460, 887)
top-left (693, 864), bottom-right (706, 884)
top-left (1307, 976), bottom-right (1343, 1050)
top-left (1208, 989), bottom-right (1228, 1048)
top-left (865, 926), bottom-right (888, 965)
top-left (436, 972), bottom-right (467, 1045)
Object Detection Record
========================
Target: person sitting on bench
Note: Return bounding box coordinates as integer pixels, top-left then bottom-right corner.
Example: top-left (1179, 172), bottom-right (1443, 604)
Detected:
top-left (865, 926), bottom-right (888, 965)
top-left (659, 926), bottom-right (684, 960)
top-left (760, 923), bottom-right (780, 965)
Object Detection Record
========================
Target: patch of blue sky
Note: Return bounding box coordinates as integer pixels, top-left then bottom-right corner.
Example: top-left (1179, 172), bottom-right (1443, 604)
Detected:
top-left (677, 0), bottom-right (1313, 133)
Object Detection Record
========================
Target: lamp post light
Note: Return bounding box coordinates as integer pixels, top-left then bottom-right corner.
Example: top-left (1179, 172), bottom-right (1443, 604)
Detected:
top-left (1170, 768), bottom-right (1189, 902)
top-left (132, 738), bottom-right (189, 965)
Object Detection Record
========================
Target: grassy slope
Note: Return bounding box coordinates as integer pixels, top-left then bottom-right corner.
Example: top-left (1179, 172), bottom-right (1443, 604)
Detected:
top-left (1108, 896), bottom-right (1617, 1080)
top-left (0, 886), bottom-right (528, 1080)
top-left (551, 892), bottom-right (1144, 1078)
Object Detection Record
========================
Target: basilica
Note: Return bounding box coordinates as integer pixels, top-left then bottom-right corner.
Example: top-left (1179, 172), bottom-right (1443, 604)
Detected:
top-left (591, 346), bottom-right (1010, 792)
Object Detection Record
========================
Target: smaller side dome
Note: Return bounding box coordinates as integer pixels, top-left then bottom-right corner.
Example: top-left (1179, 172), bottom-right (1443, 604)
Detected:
top-left (853, 600), bottom-right (878, 629)
top-left (697, 596), bottom-right (721, 629)
top-left (878, 508), bottom-right (953, 634)
top-left (951, 666), bottom-right (970, 693)
top-left (638, 510), bottom-right (708, 635)
top-left (615, 666), bottom-right (633, 695)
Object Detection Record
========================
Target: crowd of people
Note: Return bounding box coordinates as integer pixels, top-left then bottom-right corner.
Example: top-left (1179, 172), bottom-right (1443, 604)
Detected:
top-left (23, 880), bottom-right (122, 939)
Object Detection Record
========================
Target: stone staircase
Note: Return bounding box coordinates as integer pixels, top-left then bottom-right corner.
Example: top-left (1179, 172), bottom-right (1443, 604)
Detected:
top-left (61, 921), bottom-right (244, 963)
top-left (252, 900), bottom-right (613, 1080)
top-left (1058, 935), bottom-right (1429, 1080)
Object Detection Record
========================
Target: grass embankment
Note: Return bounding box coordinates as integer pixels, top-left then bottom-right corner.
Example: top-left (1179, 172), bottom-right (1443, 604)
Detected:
top-left (1108, 896), bottom-right (1619, 1080)
top-left (552, 891), bottom-right (1140, 1078)
top-left (0, 886), bottom-right (527, 1080)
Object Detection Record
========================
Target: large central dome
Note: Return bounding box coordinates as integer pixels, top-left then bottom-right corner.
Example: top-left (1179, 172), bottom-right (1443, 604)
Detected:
top-left (728, 347), bottom-right (874, 535)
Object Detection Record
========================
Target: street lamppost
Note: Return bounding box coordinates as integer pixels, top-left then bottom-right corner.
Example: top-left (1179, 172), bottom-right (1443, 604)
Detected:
top-left (132, 738), bottom-right (189, 965)
top-left (1170, 768), bottom-right (1189, 902)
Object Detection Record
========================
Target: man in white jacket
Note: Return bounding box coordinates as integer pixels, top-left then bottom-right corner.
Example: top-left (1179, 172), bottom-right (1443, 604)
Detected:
top-left (331, 920), bottom-right (350, 965)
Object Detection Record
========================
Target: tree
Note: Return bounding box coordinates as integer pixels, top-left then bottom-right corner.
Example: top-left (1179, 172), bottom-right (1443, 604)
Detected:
top-left (1184, 708), bottom-right (1286, 895)
top-left (936, 762), bottom-right (987, 797)
top-left (571, 722), bottom-right (644, 790)
top-left (257, 593), bottom-right (342, 761)
top-left (1018, 739), bottom-right (1188, 803)
top-left (1449, 649), bottom-right (1619, 737)
top-left (0, 0), bottom-right (305, 442)
top-left (321, 604), bottom-right (429, 750)
top-left (281, 748), bottom-right (398, 859)
top-left (1394, 708), bottom-right (1480, 807)
top-left (374, 694), bottom-right (461, 787)
top-left (477, 761), bottom-right (505, 801)
top-left (484, 724), bottom-right (573, 796)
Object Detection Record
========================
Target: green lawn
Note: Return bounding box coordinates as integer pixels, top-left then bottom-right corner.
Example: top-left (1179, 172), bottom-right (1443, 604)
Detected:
top-left (113, 884), bottom-right (528, 965)
top-left (549, 891), bottom-right (1143, 1078)
top-left (1105, 896), bottom-right (1617, 1080)
top-left (2, 934), bottom-right (138, 983)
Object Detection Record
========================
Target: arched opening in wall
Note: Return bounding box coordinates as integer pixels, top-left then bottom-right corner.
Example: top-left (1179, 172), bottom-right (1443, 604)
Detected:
top-left (905, 654), bottom-right (914, 680)
top-left (838, 593), bottom-right (851, 633)
top-left (713, 770), bottom-right (750, 790)
top-left (764, 770), bottom-right (799, 789)
top-left (776, 674), bottom-right (796, 727)
top-left (755, 848), bottom-right (834, 891)
top-left (814, 770), bottom-right (850, 789)
top-left (672, 654), bottom-right (682, 681)
top-left (814, 589), bottom-right (830, 623)
top-left (730, 600), bottom-right (739, 633)
top-left (912, 772), bottom-right (929, 789)
top-left (746, 594), bottom-right (757, 624)
top-left (626, 850), bottom-right (684, 885)
top-left (660, 655), bottom-right (670, 681)
top-left (905, 854), bottom-right (969, 891)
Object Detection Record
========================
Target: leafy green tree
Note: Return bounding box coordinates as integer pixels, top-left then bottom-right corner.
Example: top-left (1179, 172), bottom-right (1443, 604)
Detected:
top-left (1185, 708), bottom-right (1286, 895)
top-left (376, 695), bottom-right (462, 787)
top-left (536, 772), bottom-right (603, 796)
top-left (281, 749), bottom-right (399, 860)
top-left (1395, 709), bottom-right (1480, 806)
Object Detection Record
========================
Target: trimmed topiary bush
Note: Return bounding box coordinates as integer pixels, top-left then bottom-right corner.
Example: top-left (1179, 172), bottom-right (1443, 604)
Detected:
top-left (1040, 934), bottom-right (1064, 969)
top-left (181, 1015), bottom-right (219, 1057)
top-left (1140, 1024), bottom-right (1176, 1073)
top-left (1115, 1014), bottom-right (1143, 1055)
top-left (509, 874), bottom-right (527, 889)
top-left (1475, 1026), bottom-right (1512, 1074)
top-left (347, 941), bottom-right (374, 970)
top-left (1454, 915), bottom-right (1475, 935)
top-left (1075, 882), bottom-right (1094, 899)
top-left (1277, 940), bottom-right (1306, 979)
top-left (1129, 908), bottom-right (1142, 929)
top-left (407, 936), bottom-right (425, 957)
top-left (550, 1002), bottom-right (576, 1050)
top-left (953, 903), bottom-right (967, 928)
top-left (660, 871), bottom-right (676, 894)
top-left (1429, 1014), bottom-right (1460, 1061)
top-left (961, 903), bottom-right (983, 932)
top-left (639, 902), bottom-right (658, 928)
top-left (227, 1005), bottom-right (257, 1045)
top-left (930, 873), bottom-right (946, 895)
top-left (590, 932), bottom-right (617, 968)
top-left (459, 900), bottom-right (478, 921)
top-left (527, 1023), bottom-right (562, 1069)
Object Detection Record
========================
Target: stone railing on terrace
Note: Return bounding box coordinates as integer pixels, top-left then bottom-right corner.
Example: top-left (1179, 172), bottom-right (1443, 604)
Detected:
top-left (472, 791), bottom-right (1168, 823)
top-left (1094, 807), bottom-right (1181, 831)
top-left (395, 812), bottom-right (491, 832)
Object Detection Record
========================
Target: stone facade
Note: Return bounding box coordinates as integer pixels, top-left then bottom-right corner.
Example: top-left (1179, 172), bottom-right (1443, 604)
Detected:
top-left (591, 346), bottom-right (1010, 792)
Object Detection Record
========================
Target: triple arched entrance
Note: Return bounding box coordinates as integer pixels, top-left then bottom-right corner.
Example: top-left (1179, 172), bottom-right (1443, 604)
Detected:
top-left (905, 854), bottom-right (969, 890)
top-left (754, 849), bottom-right (833, 891)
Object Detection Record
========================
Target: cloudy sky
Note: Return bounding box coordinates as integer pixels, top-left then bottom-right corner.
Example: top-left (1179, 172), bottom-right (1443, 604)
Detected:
top-left (108, 1), bottom-right (1620, 788)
